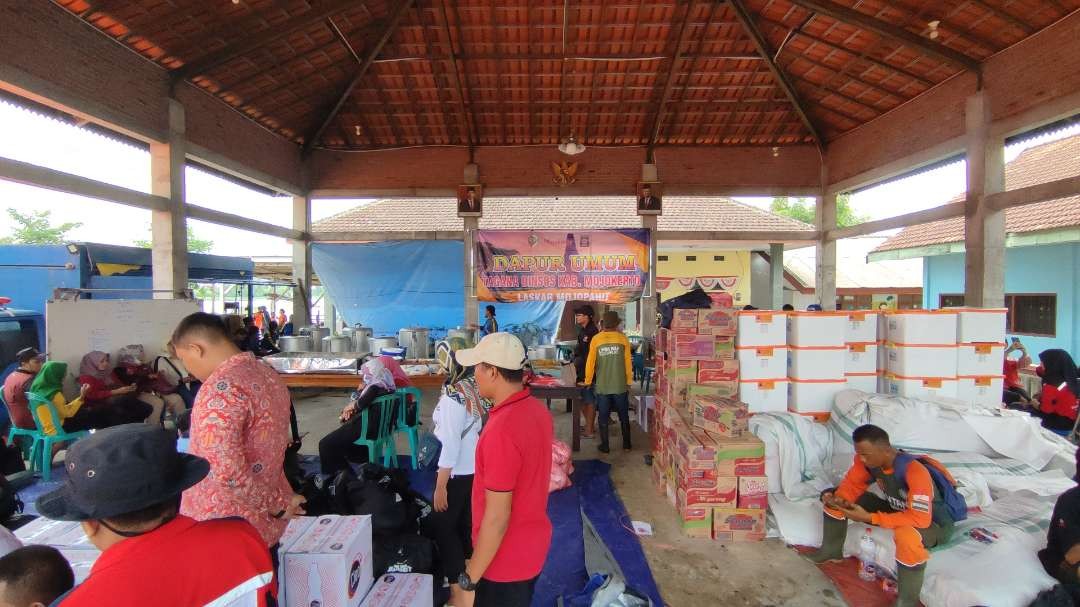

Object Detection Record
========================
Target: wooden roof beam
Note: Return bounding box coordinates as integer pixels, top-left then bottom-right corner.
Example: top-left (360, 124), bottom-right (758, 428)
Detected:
top-left (171, 0), bottom-right (360, 81)
top-left (646, 0), bottom-right (698, 156)
top-left (966, 0), bottom-right (1033, 34)
top-left (783, 0), bottom-right (982, 72)
top-left (729, 0), bottom-right (823, 148)
top-left (303, 0), bottom-right (414, 154)
top-left (441, 0), bottom-right (479, 149)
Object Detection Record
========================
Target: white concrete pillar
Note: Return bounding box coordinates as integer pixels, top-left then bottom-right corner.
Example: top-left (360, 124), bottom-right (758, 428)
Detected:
top-left (815, 167), bottom-right (838, 310)
top-left (149, 98), bottom-right (188, 299)
top-left (463, 216), bottom-right (479, 328)
top-left (641, 214), bottom-right (658, 341)
top-left (769, 243), bottom-right (785, 310)
top-left (291, 195), bottom-right (313, 327)
top-left (963, 92), bottom-right (1006, 308)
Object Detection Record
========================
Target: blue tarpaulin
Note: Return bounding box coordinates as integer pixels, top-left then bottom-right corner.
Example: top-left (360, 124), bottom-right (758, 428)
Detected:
top-left (311, 241), bottom-right (564, 342)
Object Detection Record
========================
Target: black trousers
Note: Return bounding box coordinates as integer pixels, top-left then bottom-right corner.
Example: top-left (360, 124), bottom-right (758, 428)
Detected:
top-left (1030, 408), bottom-right (1076, 432)
top-left (596, 392), bottom-right (631, 449)
top-left (318, 412), bottom-right (380, 476)
top-left (475, 576), bottom-right (538, 607)
top-left (420, 474), bottom-right (473, 581)
top-left (1003, 386), bottom-right (1031, 405)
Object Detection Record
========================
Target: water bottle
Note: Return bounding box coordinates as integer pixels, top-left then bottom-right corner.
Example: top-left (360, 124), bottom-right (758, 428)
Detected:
top-left (858, 528), bottom-right (877, 581)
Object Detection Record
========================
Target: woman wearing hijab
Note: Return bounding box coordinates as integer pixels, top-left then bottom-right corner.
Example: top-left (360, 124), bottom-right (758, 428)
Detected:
top-left (422, 341), bottom-right (490, 607)
top-left (115, 345), bottom-right (185, 425)
top-left (1019, 349), bottom-right (1080, 431)
top-left (318, 358), bottom-right (398, 476)
top-left (27, 362), bottom-right (97, 436)
top-left (76, 352), bottom-right (153, 426)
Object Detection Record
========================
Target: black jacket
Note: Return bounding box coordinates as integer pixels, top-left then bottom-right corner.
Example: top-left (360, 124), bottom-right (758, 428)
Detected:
top-left (574, 322), bottom-right (600, 378)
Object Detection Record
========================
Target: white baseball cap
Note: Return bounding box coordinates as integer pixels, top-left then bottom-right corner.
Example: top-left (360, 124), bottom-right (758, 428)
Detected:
top-left (455, 332), bottom-right (527, 370)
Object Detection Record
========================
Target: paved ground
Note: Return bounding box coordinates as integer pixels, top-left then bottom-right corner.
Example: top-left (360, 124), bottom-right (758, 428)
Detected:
top-left (292, 385), bottom-right (845, 607)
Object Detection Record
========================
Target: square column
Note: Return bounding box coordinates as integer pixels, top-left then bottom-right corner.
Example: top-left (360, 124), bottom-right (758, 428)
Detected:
top-left (292, 195), bottom-right (313, 327)
top-left (464, 216), bottom-right (479, 328)
top-left (815, 178), bottom-right (837, 310)
top-left (150, 98), bottom-right (188, 299)
top-left (640, 214), bottom-right (658, 341)
top-left (963, 92), bottom-right (1006, 308)
top-left (769, 243), bottom-right (785, 309)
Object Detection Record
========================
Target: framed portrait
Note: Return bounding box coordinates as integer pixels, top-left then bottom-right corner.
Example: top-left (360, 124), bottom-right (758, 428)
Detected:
top-left (636, 181), bottom-right (662, 216)
top-left (457, 184), bottom-right (483, 217)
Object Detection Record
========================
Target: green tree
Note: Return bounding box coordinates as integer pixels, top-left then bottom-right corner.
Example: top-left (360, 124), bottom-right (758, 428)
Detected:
top-left (134, 225), bottom-right (214, 254)
top-left (769, 194), bottom-right (868, 228)
top-left (0, 209), bottom-right (82, 244)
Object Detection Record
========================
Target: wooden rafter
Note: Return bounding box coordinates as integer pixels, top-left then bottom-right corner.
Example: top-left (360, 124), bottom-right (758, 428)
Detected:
top-left (438, 0), bottom-right (477, 148)
top-left (615, 0), bottom-right (649, 143)
top-left (302, 0), bottom-right (415, 153)
top-left (488, 0), bottom-right (507, 144)
top-left (582, 0), bottom-right (609, 145)
top-left (415, 3), bottom-right (458, 145)
top-left (171, 0), bottom-right (360, 80)
top-left (729, 0), bottom-right (823, 147)
top-left (784, 53), bottom-right (904, 103)
top-left (556, 0), bottom-right (571, 144)
top-left (712, 64), bottom-right (763, 143)
top-left (649, 0), bottom-right (713, 149)
top-left (525, 3), bottom-right (535, 143)
top-left (783, 0), bottom-right (981, 71)
top-left (966, 0), bottom-right (1033, 34)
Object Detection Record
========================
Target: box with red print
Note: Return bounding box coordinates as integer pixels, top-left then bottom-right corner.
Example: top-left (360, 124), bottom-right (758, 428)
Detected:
top-left (712, 508), bottom-right (766, 543)
top-left (281, 515), bottom-right (374, 607)
top-left (689, 395), bottom-right (748, 437)
top-left (697, 308), bottom-right (738, 336)
top-left (737, 476), bottom-right (769, 510)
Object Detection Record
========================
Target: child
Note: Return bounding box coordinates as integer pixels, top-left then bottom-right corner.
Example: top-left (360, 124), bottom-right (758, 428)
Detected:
top-left (0, 545), bottom-right (75, 607)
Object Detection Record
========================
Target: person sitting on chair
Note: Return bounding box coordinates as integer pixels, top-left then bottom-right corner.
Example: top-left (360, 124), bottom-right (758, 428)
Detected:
top-left (76, 351), bottom-right (153, 428)
top-left (1012, 349), bottom-right (1078, 432)
top-left (2, 348), bottom-right (44, 431)
top-left (1039, 447), bottom-right (1080, 598)
top-left (318, 358), bottom-right (397, 477)
top-left (27, 362), bottom-right (101, 435)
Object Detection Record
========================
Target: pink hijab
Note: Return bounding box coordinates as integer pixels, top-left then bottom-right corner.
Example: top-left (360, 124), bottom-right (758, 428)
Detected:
top-left (79, 351), bottom-right (117, 387)
top-left (378, 355), bottom-right (413, 388)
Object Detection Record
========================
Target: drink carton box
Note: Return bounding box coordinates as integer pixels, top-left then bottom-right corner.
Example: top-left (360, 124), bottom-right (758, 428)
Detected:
top-left (673, 412), bottom-right (717, 470)
top-left (671, 309), bottom-right (699, 331)
top-left (673, 334), bottom-right (735, 361)
top-left (737, 476), bottom-right (769, 510)
top-left (687, 381), bottom-right (740, 402)
top-left (359, 573), bottom-right (433, 607)
top-left (676, 477), bottom-right (738, 508)
top-left (690, 395), bottom-right (748, 437)
top-left (698, 308), bottom-right (738, 336)
top-left (697, 359), bottom-right (739, 383)
top-left (276, 516), bottom-right (320, 599)
top-left (282, 515), bottom-right (374, 607)
top-left (713, 434), bottom-right (766, 476)
top-left (678, 507), bottom-right (713, 539)
top-left (712, 508), bottom-right (766, 543)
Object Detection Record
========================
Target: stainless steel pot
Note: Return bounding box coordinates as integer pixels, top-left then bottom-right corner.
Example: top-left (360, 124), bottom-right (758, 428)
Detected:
top-left (278, 336), bottom-right (313, 352)
top-left (307, 327), bottom-right (330, 351)
top-left (323, 336), bottom-right (353, 353)
top-left (371, 336), bottom-right (398, 353)
top-left (398, 328), bottom-right (431, 359)
top-left (447, 327), bottom-right (478, 347)
top-left (352, 326), bottom-right (373, 354)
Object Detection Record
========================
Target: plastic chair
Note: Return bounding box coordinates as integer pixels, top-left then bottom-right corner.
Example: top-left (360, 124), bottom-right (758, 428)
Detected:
top-left (1, 392), bottom-right (38, 461)
top-left (352, 393), bottom-right (398, 468)
top-left (25, 392), bottom-right (90, 482)
top-left (392, 387), bottom-right (422, 470)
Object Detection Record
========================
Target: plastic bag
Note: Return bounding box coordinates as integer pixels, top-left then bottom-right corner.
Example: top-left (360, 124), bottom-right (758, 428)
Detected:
top-left (550, 439), bottom-right (574, 492)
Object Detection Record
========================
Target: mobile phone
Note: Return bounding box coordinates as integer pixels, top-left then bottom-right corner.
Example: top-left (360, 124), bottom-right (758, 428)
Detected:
top-left (1011, 337), bottom-right (1020, 344)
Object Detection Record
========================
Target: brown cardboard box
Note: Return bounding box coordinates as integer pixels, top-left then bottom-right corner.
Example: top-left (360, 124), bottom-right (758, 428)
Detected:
top-left (713, 434), bottom-right (766, 476)
top-left (687, 381), bottom-right (740, 401)
top-left (690, 395), bottom-right (748, 437)
top-left (671, 309), bottom-right (699, 331)
top-left (657, 328), bottom-right (671, 355)
top-left (698, 308), bottom-right (738, 336)
top-left (673, 412), bottom-right (717, 471)
top-left (673, 334), bottom-right (736, 361)
top-left (737, 476), bottom-right (769, 510)
top-left (712, 508), bottom-right (766, 543)
top-left (678, 508), bottom-right (713, 539)
top-left (677, 477), bottom-right (737, 508)
top-left (697, 359), bottom-right (740, 383)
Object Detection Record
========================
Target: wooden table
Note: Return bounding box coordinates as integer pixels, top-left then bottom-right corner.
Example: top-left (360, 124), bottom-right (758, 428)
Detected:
top-left (279, 372), bottom-right (446, 389)
top-left (529, 385), bottom-right (584, 452)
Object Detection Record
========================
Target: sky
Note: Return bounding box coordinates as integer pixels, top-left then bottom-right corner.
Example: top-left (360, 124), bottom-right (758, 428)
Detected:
top-left (0, 98), bottom-right (1077, 256)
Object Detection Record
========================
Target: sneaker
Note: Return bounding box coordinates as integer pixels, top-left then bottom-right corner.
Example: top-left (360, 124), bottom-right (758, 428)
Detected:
top-left (598, 444), bottom-right (610, 454)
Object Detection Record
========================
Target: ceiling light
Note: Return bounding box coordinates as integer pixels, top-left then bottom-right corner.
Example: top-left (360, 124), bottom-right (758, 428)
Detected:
top-left (558, 134), bottom-right (586, 156)
top-left (772, 146), bottom-right (780, 158)
top-left (927, 20), bottom-right (940, 39)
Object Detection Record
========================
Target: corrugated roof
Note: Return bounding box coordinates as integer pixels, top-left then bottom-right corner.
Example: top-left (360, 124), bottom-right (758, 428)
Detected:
top-left (874, 134), bottom-right (1080, 253)
top-left (312, 196), bottom-right (815, 233)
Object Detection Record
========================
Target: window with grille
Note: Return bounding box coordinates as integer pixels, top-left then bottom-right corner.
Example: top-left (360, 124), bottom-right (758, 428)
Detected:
top-left (939, 294), bottom-right (965, 308)
top-left (939, 293), bottom-right (1056, 337)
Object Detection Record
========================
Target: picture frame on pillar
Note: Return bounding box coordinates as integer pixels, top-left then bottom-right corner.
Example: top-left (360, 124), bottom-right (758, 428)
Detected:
top-left (457, 184), bottom-right (483, 217)
top-left (637, 181), bottom-right (662, 216)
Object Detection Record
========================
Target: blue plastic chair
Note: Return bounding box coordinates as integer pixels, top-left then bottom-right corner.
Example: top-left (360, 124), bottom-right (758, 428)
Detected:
top-left (1, 392), bottom-right (37, 461)
top-left (26, 392), bottom-right (90, 481)
top-left (392, 387), bottom-right (422, 469)
top-left (352, 393), bottom-right (398, 468)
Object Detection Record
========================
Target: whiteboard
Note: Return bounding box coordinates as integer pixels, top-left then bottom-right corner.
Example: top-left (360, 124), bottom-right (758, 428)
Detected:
top-left (46, 299), bottom-right (200, 387)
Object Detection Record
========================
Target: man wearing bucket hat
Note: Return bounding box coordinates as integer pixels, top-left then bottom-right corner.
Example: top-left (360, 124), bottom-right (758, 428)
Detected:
top-left (36, 424), bottom-right (276, 606)
top-left (584, 310), bottom-right (634, 453)
top-left (453, 333), bottom-right (552, 607)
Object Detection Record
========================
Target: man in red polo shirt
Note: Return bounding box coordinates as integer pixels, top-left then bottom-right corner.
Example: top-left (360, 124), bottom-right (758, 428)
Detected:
top-left (455, 332), bottom-right (553, 607)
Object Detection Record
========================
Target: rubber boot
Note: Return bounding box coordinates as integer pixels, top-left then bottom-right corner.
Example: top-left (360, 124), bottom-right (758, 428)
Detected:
top-left (896, 562), bottom-right (926, 607)
top-left (620, 418), bottom-right (632, 450)
top-left (806, 514), bottom-right (847, 563)
top-left (598, 420), bottom-right (610, 454)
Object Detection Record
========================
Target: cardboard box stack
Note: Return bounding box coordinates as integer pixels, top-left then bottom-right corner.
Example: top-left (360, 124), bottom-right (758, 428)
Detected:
top-left (787, 312), bottom-right (848, 416)
top-left (279, 514), bottom-right (382, 607)
top-left (651, 308), bottom-right (768, 542)
top-left (884, 310), bottom-right (959, 400)
top-left (844, 311), bottom-right (880, 394)
top-left (736, 311), bottom-right (789, 413)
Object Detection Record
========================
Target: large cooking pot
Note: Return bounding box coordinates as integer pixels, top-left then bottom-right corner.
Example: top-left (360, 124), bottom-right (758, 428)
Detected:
top-left (323, 336), bottom-right (353, 353)
top-left (278, 336), bottom-right (313, 352)
top-left (398, 328), bottom-right (431, 359)
top-left (371, 337), bottom-right (398, 353)
top-left (352, 326), bottom-right (374, 354)
top-left (447, 327), bottom-right (478, 347)
top-left (307, 327), bottom-right (330, 351)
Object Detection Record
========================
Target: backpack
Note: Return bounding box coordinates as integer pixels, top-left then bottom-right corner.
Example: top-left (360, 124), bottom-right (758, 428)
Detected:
top-left (893, 452), bottom-right (968, 522)
top-left (0, 474), bottom-right (24, 527)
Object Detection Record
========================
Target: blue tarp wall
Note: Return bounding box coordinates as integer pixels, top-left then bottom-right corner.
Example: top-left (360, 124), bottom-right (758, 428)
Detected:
top-left (311, 241), bottom-right (564, 342)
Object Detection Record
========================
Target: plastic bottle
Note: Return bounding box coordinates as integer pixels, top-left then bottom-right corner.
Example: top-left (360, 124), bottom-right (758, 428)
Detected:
top-left (858, 528), bottom-right (877, 582)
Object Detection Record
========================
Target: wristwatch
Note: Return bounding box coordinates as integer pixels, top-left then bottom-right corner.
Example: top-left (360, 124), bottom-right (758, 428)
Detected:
top-left (457, 572), bottom-right (477, 592)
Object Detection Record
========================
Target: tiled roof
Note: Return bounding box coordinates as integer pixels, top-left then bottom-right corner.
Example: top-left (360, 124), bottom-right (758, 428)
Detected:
top-left (875, 134), bottom-right (1080, 253)
top-left (785, 237), bottom-right (922, 289)
top-left (312, 197), bottom-right (815, 234)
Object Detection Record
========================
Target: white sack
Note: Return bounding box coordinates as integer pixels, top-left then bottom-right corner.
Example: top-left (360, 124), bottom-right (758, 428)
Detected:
top-left (749, 412), bottom-right (834, 499)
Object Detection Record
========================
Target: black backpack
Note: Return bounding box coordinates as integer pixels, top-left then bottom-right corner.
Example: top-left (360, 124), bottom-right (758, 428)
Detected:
top-left (0, 474), bottom-right (24, 527)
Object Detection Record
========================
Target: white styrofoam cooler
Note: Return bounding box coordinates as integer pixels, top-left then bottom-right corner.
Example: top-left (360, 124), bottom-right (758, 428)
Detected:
top-left (788, 346), bottom-right (846, 380)
top-left (886, 374), bottom-right (958, 400)
top-left (739, 377), bottom-right (788, 413)
top-left (844, 312), bottom-right (879, 343)
top-left (736, 311), bottom-right (788, 347)
top-left (956, 375), bottom-right (1005, 407)
top-left (886, 310), bottom-right (958, 346)
top-left (886, 343), bottom-right (958, 378)
top-left (957, 342), bottom-right (1005, 376)
top-left (845, 342), bottom-right (879, 375)
top-left (737, 345), bottom-right (788, 380)
top-left (788, 378), bottom-right (846, 414)
top-left (787, 312), bottom-right (847, 348)
top-left (951, 307), bottom-right (1008, 343)
top-left (845, 373), bottom-right (880, 394)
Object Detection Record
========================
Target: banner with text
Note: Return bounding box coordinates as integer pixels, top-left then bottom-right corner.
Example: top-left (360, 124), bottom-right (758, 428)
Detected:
top-left (475, 229), bottom-right (650, 303)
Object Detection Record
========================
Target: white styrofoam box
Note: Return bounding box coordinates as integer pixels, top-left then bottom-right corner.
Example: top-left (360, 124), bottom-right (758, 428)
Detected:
top-left (360, 574), bottom-right (433, 607)
top-left (885, 310), bottom-right (957, 346)
top-left (635, 395), bottom-right (655, 430)
top-left (844, 311), bottom-right (879, 343)
top-left (737, 345), bottom-right (788, 380)
top-left (282, 515), bottom-right (374, 607)
top-left (886, 374), bottom-right (958, 400)
top-left (788, 378), bottom-right (846, 414)
top-left (957, 342), bottom-right (1006, 377)
top-left (736, 310), bottom-right (788, 347)
top-left (739, 377), bottom-right (788, 413)
top-left (956, 375), bottom-right (1005, 407)
top-left (845, 342), bottom-right (879, 375)
top-left (787, 312), bottom-right (848, 348)
top-left (15, 518), bottom-right (98, 550)
top-left (788, 346), bottom-right (846, 380)
top-left (845, 373), bottom-right (879, 394)
top-left (952, 307), bottom-right (1008, 343)
top-left (886, 343), bottom-right (958, 378)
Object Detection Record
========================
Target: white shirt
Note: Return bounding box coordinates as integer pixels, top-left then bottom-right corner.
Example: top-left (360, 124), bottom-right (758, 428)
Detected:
top-left (432, 393), bottom-right (480, 476)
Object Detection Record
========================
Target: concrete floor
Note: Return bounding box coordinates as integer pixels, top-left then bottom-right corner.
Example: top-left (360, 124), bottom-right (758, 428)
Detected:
top-left (291, 386), bottom-right (845, 607)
